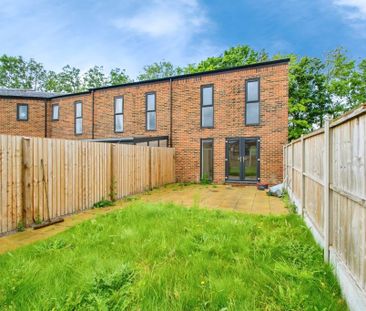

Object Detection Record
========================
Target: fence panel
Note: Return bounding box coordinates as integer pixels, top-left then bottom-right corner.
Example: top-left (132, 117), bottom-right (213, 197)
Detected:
top-left (0, 135), bottom-right (175, 235)
top-left (284, 105), bottom-right (366, 309)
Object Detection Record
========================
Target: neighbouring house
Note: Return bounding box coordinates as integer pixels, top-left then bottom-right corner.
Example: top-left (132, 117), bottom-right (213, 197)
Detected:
top-left (0, 59), bottom-right (289, 184)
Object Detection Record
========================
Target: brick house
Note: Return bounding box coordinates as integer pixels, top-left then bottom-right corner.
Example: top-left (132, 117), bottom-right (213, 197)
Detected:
top-left (0, 59), bottom-right (289, 184)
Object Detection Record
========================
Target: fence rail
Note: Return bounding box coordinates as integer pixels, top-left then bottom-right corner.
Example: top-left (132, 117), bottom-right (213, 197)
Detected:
top-left (284, 105), bottom-right (366, 310)
top-left (0, 135), bottom-right (175, 235)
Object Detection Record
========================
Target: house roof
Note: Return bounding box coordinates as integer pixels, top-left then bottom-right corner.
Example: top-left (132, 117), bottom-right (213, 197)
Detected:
top-left (0, 88), bottom-right (61, 99)
top-left (0, 58), bottom-right (290, 100)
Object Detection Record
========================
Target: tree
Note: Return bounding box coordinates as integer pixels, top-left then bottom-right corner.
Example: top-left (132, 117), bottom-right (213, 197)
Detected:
top-left (326, 48), bottom-right (366, 113)
top-left (184, 45), bottom-right (269, 73)
top-left (83, 66), bottom-right (106, 89)
top-left (137, 61), bottom-right (183, 81)
top-left (56, 65), bottom-right (82, 93)
top-left (108, 68), bottom-right (131, 85)
top-left (288, 56), bottom-right (331, 140)
top-left (25, 58), bottom-right (47, 91)
top-left (0, 55), bottom-right (28, 89)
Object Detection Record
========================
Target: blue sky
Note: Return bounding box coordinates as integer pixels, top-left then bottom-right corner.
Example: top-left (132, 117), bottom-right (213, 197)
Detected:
top-left (0, 0), bottom-right (365, 78)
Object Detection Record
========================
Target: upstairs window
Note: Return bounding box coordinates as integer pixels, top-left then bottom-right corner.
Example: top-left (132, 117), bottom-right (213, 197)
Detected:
top-left (114, 96), bottom-right (124, 133)
top-left (52, 104), bottom-right (59, 121)
top-left (146, 92), bottom-right (156, 130)
top-left (75, 101), bottom-right (83, 135)
top-left (201, 85), bottom-right (214, 128)
top-left (17, 104), bottom-right (28, 121)
top-left (245, 79), bottom-right (260, 125)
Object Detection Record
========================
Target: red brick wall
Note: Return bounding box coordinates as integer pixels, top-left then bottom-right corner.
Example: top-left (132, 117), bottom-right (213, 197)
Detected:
top-left (48, 94), bottom-right (93, 140)
top-left (171, 63), bottom-right (288, 184)
top-left (0, 98), bottom-right (46, 137)
top-left (0, 62), bottom-right (288, 184)
top-left (93, 82), bottom-right (171, 139)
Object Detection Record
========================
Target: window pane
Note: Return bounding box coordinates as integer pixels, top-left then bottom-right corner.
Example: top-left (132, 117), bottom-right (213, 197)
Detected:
top-left (244, 140), bottom-right (258, 181)
top-left (115, 97), bottom-right (123, 114)
top-left (247, 80), bottom-right (259, 102)
top-left (75, 118), bottom-right (83, 134)
top-left (202, 106), bottom-right (213, 127)
top-left (18, 105), bottom-right (28, 120)
top-left (202, 86), bottom-right (213, 106)
top-left (75, 103), bottom-right (82, 117)
top-left (159, 139), bottom-right (167, 147)
top-left (149, 140), bottom-right (159, 147)
top-left (147, 111), bottom-right (156, 130)
top-left (115, 114), bottom-right (123, 132)
top-left (147, 94), bottom-right (155, 111)
top-left (246, 102), bottom-right (259, 124)
top-left (201, 140), bottom-right (213, 181)
top-left (52, 105), bottom-right (59, 120)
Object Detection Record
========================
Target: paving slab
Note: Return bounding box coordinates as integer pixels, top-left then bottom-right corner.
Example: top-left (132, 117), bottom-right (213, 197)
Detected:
top-left (0, 184), bottom-right (287, 255)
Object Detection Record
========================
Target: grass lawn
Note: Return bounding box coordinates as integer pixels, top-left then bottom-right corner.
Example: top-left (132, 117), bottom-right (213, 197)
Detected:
top-left (0, 201), bottom-right (346, 310)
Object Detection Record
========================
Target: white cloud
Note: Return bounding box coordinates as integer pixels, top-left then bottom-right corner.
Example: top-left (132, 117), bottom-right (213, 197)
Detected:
top-left (331, 0), bottom-right (366, 39)
top-left (112, 0), bottom-right (208, 38)
top-left (332, 0), bottom-right (366, 20)
top-left (0, 0), bottom-right (220, 78)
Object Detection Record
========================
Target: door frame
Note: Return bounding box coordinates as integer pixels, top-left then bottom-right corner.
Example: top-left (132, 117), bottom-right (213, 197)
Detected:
top-left (225, 137), bottom-right (260, 183)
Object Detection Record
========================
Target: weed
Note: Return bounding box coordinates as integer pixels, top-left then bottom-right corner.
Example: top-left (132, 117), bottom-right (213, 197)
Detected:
top-left (93, 198), bottom-right (114, 209)
top-left (282, 192), bottom-right (297, 214)
top-left (109, 178), bottom-right (117, 202)
top-left (124, 196), bottom-right (138, 202)
top-left (200, 175), bottom-right (212, 185)
top-left (16, 221), bottom-right (25, 232)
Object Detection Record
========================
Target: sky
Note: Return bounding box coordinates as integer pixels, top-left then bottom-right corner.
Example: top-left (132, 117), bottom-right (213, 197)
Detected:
top-left (0, 0), bottom-right (365, 78)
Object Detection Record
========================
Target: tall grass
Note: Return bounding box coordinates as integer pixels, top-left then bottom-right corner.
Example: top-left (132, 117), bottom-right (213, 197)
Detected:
top-left (0, 202), bottom-right (346, 310)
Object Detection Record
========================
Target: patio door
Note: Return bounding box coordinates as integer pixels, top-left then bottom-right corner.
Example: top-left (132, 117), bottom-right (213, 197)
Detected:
top-left (225, 137), bottom-right (260, 182)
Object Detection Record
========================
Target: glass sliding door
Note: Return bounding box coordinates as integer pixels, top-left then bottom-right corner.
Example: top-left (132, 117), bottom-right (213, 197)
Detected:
top-left (226, 137), bottom-right (260, 182)
top-left (201, 139), bottom-right (214, 181)
top-left (227, 139), bottom-right (241, 180)
top-left (244, 139), bottom-right (258, 181)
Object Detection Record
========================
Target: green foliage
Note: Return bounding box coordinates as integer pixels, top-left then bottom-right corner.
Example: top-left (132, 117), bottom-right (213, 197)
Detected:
top-left (137, 61), bottom-right (183, 81)
top-left (200, 174), bottom-right (212, 185)
top-left (184, 45), bottom-right (269, 73)
top-left (60, 265), bottom-right (135, 310)
top-left (109, 68), bottom-right (131, 85)
top-left (83, 65), bottom-right (106, 89)
top-left (93, 198), bottom-right (114, 209)
top-left (282, 192), bottom-right (297, 214)
top-left (16, 221), bottom-right (25, 232)
top-left (34, 215), bottom-right (42, 225)
top-left (109, 178), bottom-right (118, 202)
top-left (0, 201), bottom-right (346, 310)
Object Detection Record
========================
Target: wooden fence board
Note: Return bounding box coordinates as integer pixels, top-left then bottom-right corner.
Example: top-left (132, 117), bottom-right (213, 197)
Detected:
top-left (285, 107), bottom-right (366, 295)
top-left (0, 136), bottom-right (175, 235)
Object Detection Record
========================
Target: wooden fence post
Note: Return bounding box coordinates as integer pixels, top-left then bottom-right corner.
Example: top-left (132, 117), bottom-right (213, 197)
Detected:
top-left (110, 144), bottom-right (115, 201)
top-left (324, 119), bottom-right (330, 262)
top-left (149, 148), bottom-right (152, 190)
top-left (21, 137), bottom-right (31, 226)
top-left (301, 135), bottom-right (305, 216)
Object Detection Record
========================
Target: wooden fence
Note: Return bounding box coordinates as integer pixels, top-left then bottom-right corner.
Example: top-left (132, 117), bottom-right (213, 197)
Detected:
top-left (284, 105), bottom-right (366, 310)
top-left (0, 135), bottom-right (175, 235)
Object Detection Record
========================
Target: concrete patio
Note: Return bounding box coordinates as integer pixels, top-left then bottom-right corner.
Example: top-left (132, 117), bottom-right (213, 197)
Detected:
top-left (0, 184), bottom-right (287, 255)
top-left (142, 184), bottom-right (287, 215)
